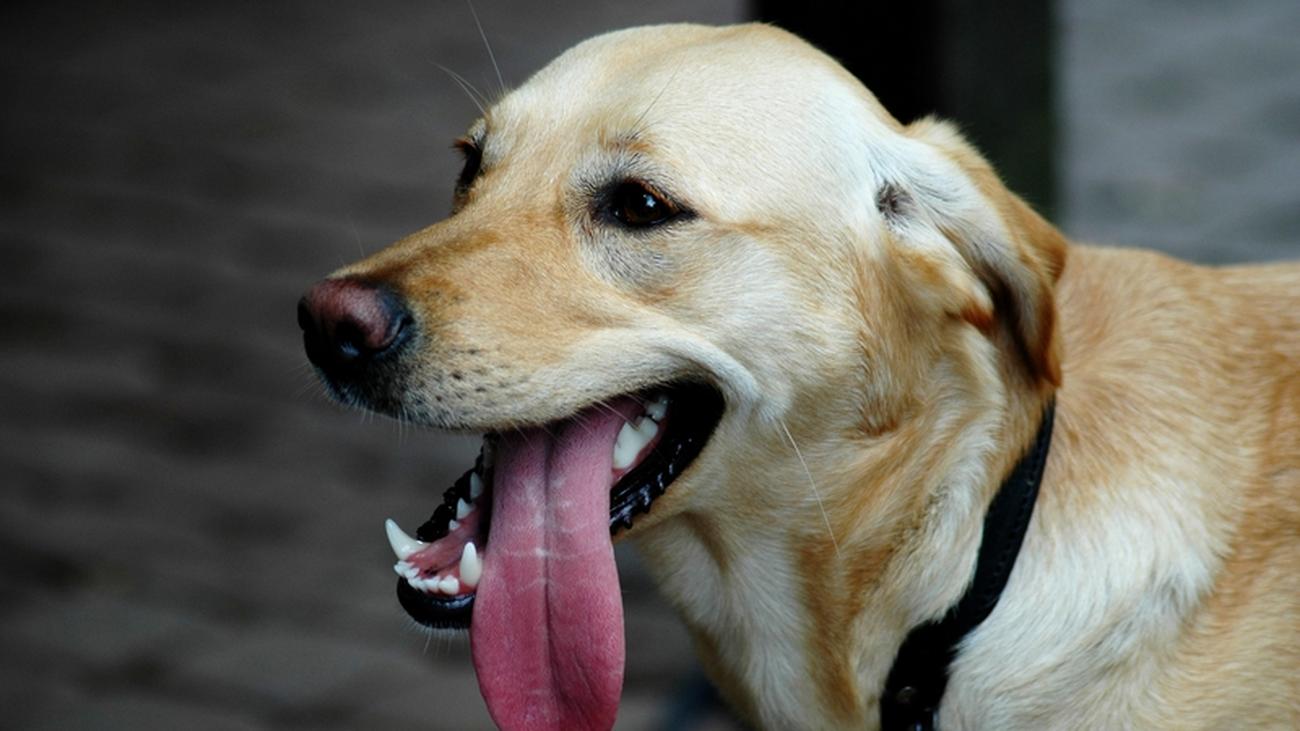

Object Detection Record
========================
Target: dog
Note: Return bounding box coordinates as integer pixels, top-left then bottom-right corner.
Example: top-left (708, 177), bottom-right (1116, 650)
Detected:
top-left (298, 23), bottom-right (1300, 730)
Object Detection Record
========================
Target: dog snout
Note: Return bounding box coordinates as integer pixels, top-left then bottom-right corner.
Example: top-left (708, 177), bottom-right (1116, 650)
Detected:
top-left (298, 277), bottom-right (413, 375)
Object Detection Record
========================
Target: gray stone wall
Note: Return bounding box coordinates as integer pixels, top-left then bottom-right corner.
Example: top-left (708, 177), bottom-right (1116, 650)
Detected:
top-left (1060, 0), bottom-right (1300, 263)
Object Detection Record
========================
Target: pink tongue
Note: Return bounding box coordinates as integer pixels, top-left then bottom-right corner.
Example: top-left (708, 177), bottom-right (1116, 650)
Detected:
top-left (470, 403), bottom-right (637, 731)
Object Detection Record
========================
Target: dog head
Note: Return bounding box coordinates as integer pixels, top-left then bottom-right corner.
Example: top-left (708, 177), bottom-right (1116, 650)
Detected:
top-left (299, 23), bottom-right (1064, 729)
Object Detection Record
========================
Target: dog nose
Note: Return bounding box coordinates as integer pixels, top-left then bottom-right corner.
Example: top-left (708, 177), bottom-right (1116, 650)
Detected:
top-left (298, 278), bottom-right (413, 372)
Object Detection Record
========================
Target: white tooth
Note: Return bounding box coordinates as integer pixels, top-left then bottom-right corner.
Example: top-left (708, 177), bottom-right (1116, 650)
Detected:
top-left (635, 415), bottom-right (659, 439)
top-left (646, 396), bottom-right (668, 421)
top-left (613, 416), bottom-right (659, 470)
top-left (385, 519), bottom-right (427, 560)
top-left (456, 498), bottom-right (472, 520)
top-left (448, 519), bottom-right (460, 532)
top-left (613, 420), bottom-right (646, 470)
top-left (459, 542), bottom-right (481, 588)
top-left (438, 576), bottom-right (461, 594)
top-left (470, 471), bottom-right (484, 500)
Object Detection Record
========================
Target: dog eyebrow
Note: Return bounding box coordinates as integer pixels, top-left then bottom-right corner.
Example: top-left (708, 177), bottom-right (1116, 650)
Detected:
top-left (600, 129), bottom-right (656, 156)
top-left (460, 118), bottom-right (488, 150)
top-left (572, 131), bottom-right (698, 222)
top-left (573, 133), bottom-right (655, 194)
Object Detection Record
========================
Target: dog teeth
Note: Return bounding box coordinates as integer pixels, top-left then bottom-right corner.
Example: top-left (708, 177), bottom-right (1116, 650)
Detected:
top-left (614, 415), bottom-right (660, 469)
top-left (385, 519), bottom-right (428, 560)
top-left (397, 543), bottom-right (481, 595)
top-left (636, 415), bottom-right (657, 437)
top-left (459, 542), bottom-right (481, 588)
top-left (469, 471), bottom-right (484, 500)
top-left (646, 393), bottom-right (669, 421)
top-left (456, 498), bottom-right (472, 520)
top-left (414, 575), bottom-right (441, 593)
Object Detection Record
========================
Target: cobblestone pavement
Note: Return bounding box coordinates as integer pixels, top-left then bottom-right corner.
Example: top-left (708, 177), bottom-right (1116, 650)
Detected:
top-left (1, 2), bottom-right (1295, 730)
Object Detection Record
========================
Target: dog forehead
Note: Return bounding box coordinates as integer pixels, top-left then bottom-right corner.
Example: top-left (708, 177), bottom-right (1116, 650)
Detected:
top-left (499, 24), bottom-right (866, 129)
top-left (487, 24), bottom-right (899, 213)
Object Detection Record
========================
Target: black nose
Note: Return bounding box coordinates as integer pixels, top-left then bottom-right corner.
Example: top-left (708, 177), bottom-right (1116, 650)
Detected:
top-left (298, 277), bottom-right (413, 374)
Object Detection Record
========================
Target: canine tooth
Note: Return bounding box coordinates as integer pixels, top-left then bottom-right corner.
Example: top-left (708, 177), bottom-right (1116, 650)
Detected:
top-left (613, 420), bottom-right (648, 470)
top-left (635, 415), bottom-right (659, 439)
top-left (470, 471), bottom-right (484, 500)
top-left (646, 395), bottom-right (668, 421)
top-left (385, 519), bottom-right (428, 560)
top-left (438, 576), bottom-right (460, 594)
top-left (459, 542), bottom-right (481, 588)
top-left (456, 498), bottom-right (472, 520)
top-left (448, 519), bottom-right (460, 532)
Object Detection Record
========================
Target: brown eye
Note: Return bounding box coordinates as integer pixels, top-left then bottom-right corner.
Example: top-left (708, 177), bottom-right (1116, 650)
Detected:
top-left (609, 181), bottom-right (678, 228)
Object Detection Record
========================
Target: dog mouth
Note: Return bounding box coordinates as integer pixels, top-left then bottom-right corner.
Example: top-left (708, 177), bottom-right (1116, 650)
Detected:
top-left (386, 381), bottom-right (724, 628)
top-left (382, 381), bottom-right (723, 728)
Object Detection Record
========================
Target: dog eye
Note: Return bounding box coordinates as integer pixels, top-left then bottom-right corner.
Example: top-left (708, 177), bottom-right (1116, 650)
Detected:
top-left (454, 139), bottom-right (482, 198)
top-left (609, 181), bottom-right (678, 228)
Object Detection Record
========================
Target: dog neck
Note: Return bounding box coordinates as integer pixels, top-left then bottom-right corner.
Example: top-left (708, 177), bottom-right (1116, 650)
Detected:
top-left (636, 365), bottom-right (1055, 729)
top-left (880, 399), bottom-right (1054, 730)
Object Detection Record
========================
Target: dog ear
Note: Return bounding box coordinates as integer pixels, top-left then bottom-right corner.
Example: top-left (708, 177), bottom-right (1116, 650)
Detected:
top-left (877, 118), bottom-right (1066, 386)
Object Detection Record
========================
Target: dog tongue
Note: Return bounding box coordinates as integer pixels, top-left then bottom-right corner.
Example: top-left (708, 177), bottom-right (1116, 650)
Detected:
top-left (470, 404), bottom-right (633, 731)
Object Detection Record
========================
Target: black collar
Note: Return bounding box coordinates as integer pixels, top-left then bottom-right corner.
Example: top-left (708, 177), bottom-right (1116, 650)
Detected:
top-left (880, 400), bottom-right (1056, 731)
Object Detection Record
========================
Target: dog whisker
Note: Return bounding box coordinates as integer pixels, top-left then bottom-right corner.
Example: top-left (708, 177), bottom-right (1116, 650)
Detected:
top-left (465, 0), bottom-right (505, 96)
top-left (436, 63), bottom-right (489, 116)
top-left (780, 418), bottom-right (840, 559)
top-left (346, 210), bottom-right (365, 259)
top-left (630, 60), bottom-right (684, 138)
top-left (592, 397), bottom-right (635, 427)
top-left (290, 376), bottom-right (323, 401)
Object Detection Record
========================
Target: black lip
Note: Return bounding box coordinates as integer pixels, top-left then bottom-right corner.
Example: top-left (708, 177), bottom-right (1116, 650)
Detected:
top-left (397, 382), bottom-right (726, 629)
top-left (397, 579), bottom-right (474, 628)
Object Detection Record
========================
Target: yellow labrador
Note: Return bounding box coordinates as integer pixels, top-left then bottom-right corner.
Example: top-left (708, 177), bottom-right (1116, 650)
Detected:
top-left (299, 24), bottom-right (1300, 730)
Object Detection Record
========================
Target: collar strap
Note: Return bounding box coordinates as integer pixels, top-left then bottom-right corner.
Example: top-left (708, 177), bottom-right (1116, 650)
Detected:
top-left (880, 400), bottom-right (1056, 731)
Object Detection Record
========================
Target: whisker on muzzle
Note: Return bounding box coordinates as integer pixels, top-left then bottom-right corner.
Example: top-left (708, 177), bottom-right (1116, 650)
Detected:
top-left (779, 418), bottom-right (841, 559)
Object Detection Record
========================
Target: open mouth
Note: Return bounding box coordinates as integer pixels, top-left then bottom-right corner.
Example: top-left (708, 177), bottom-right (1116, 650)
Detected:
top-left (386, 381), bottom-right (724, 628)
top-left (382, 381), bottom-right (723, 728)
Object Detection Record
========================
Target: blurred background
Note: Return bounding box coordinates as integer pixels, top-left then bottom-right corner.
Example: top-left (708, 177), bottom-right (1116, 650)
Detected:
top-left (1, 1), bottom-right (1296, 729)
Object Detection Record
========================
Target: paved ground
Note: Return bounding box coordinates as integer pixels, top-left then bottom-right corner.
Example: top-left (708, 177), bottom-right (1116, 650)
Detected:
top-left (1, 1), bottom-right (1295, 730)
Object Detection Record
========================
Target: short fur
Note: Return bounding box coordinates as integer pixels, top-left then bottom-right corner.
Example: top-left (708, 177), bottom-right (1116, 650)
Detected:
top-left (331, 24), bottom-right (1300, 729)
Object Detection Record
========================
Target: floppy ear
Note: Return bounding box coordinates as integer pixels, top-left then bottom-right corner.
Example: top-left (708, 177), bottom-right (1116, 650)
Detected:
top-left (875, 118), bottom-right (1066, 386)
